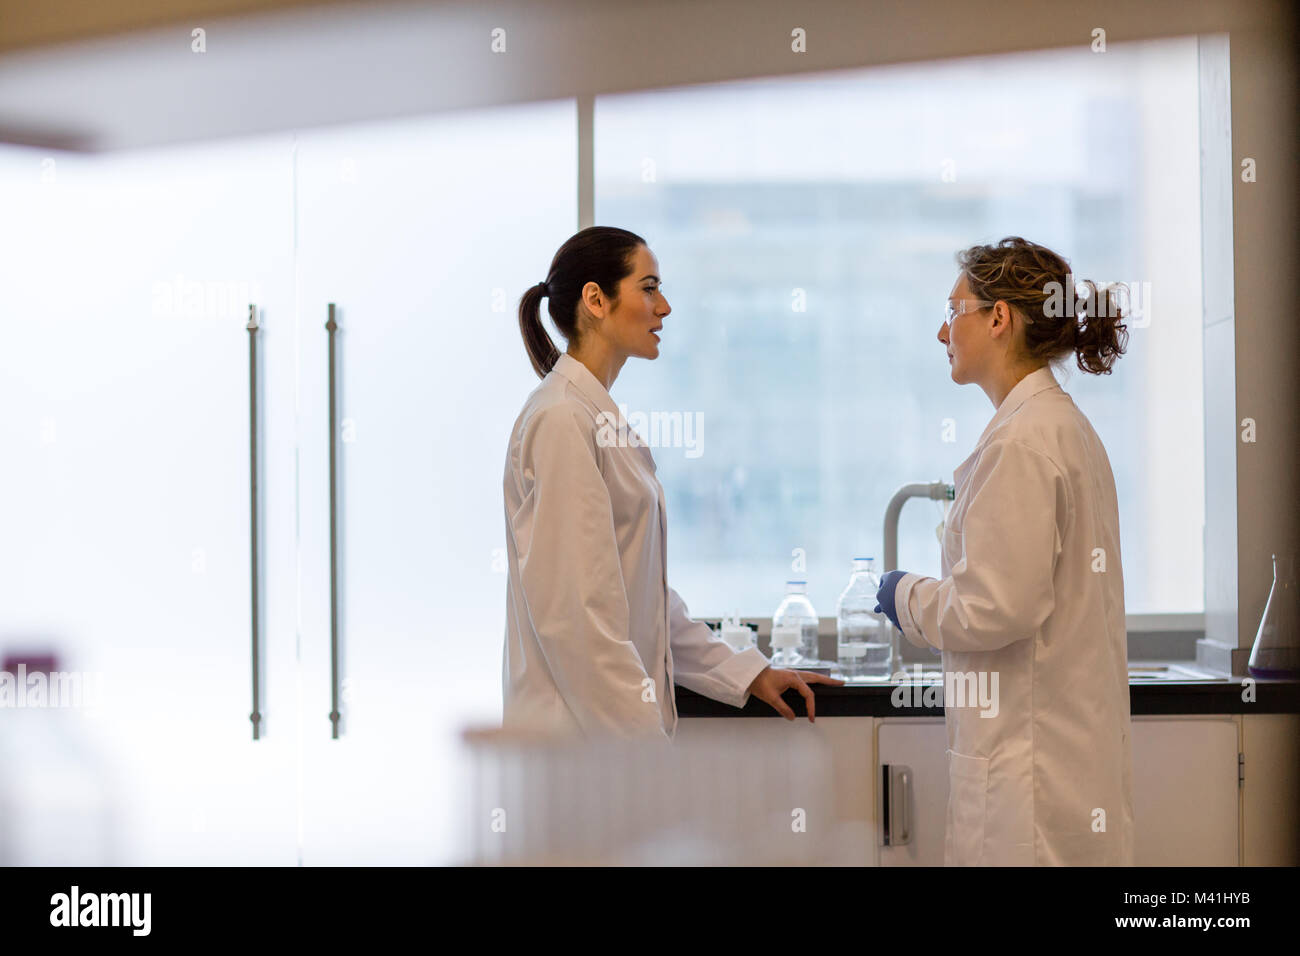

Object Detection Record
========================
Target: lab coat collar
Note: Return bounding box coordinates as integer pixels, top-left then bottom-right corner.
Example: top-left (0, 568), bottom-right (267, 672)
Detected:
top-left (551, 353), bottom-right (649, 451)
top-left (953, 366), bottom-right (1060, 488)
top-left (552, 352), bottom-right (622, 421)
top-left (972, 364), bottom-right (1060, 450)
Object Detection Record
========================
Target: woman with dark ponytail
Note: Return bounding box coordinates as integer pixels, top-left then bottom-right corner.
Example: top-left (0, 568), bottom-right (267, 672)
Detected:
top-left (502, 226), bottom-right (840, 739)
top-left (873, 236), bottom-right (1135, 866)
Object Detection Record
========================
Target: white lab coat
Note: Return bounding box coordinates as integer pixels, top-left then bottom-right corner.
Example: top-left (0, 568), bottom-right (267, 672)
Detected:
top-left (502, 353), bottom-right (771, 740)
top-left (894, 365), bottom-right (1135, 866)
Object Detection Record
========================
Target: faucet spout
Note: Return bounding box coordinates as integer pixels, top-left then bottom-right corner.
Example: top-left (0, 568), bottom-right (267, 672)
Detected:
top-left (883, 480), bottom-right (955, 572)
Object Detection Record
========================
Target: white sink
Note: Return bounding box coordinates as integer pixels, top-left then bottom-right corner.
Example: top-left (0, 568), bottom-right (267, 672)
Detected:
top-left (893, 663), bottom-right (1229, 683)
top-left (1127, 663), bottom-right (1227, 681)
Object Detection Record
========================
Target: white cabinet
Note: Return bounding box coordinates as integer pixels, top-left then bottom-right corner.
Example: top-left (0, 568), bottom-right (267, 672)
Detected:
top-left (670, 716), bottom-right (875, 865)
top-left (1241, 713), bottom-right (1300, 866)
top-left (475, 709), bottom-right (1249, 864)
top-left (1131, 715), bottom-right (1239, 865)
top-left (876, 718), bottom-right (947, 867)
top-left (875, 714), bottom-right (1242, 866)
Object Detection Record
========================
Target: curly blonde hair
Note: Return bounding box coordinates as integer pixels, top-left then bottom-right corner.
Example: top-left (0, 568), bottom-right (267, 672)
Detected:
top-left (956, 237), bottom-right (1129, 375)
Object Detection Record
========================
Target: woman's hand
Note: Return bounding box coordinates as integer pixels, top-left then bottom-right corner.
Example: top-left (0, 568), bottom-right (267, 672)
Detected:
top-left (745, 666), bottom-right (845, 722)
top-left (874, 569), bottom-right (908, 631)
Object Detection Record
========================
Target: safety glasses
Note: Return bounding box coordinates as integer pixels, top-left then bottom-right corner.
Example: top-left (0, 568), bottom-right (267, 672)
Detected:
top-left (945, 299), bottom-right (994, 325)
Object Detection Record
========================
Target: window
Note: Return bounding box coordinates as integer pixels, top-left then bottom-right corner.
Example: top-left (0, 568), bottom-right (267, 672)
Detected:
top-left (595, 38), bottom-right (1204, 618)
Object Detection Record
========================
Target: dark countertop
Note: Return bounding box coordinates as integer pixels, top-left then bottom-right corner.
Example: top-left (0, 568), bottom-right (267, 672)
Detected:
top-left (677, 677), bottom-right (1300, 718)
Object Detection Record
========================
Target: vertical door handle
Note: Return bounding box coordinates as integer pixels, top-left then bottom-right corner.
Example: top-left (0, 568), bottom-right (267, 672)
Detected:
top-left (247, 304), bottom-right (262, 740)
top-left (326, 303), bottom-right (341, 739)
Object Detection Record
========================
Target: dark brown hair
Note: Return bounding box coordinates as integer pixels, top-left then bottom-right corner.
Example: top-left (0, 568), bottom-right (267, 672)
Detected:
top-left (956, 236), bottom-right (1129, 375)
top-left (518, 226), bottom-right (647, 378)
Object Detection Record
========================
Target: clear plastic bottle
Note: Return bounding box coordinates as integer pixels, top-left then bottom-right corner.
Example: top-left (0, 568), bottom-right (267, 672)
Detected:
top-left (771, 581), bottom-right (819, 666)
top-left (836, 558), bottom-right (891, 679)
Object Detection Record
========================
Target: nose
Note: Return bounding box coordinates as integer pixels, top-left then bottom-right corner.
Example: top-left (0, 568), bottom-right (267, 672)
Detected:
top-left (937, 321), bottom-right (949, 345)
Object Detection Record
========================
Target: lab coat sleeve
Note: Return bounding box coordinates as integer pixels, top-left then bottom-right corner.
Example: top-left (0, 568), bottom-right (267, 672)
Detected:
top-left (511, 403), bottom-right (668, 739)
top-left (667, 587), bottom-right (771, 708)
top-left (895, 439), bottom-right (1067, 653)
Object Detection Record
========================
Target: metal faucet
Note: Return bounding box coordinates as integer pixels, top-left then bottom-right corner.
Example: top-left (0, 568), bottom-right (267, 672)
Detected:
top-left (883, 480), bottom-right (955, 572)
top-left (882, 481), bottom-right (955, 668)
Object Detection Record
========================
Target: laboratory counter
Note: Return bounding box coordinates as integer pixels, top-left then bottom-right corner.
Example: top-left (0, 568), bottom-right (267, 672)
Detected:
top-left (676, 669), bottom-right (1300, 718)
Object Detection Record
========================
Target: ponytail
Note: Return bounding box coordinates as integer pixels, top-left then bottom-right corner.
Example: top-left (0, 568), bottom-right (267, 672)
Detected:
top-left (517, 226), bottom-right (647, 379)
top-left (519, 281), bottom-right (560, 378)
top-left (1071, 280), bottom-right (1129, 375)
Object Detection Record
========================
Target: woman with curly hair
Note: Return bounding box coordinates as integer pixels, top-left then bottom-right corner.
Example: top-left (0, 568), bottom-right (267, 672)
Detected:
top-left (874, 237), bottom-right (1135, 866)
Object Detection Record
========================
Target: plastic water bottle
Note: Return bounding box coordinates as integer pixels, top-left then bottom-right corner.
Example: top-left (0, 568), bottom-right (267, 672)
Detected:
top-left (836, 558), bottom-right (891, 679)
top-left (771, 581), bottom-right (819, 666)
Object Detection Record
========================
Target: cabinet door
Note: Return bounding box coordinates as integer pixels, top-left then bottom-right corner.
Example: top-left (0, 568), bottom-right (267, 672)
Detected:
top-left (0, 137), bottom-right (300, 864)
top-left (670, 716), bottom-right (871, 865)
top-left (876, 718), bottom-right (948, 866)
top-left (879, 714), bottom-right (1242, 866)
top-left (1131, 715), bottom-right (1239, 865)
top-left (291, 104), bottom-right (577, 864)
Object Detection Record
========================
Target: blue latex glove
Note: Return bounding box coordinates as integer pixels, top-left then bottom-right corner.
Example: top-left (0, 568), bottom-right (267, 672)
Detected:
top-left (874, 569), bottom-right (908, 632)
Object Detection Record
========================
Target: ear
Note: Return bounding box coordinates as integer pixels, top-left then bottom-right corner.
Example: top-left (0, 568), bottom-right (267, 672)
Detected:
top-left (581, 280), bottom-right (607, 318)
top-left (989, 301), bottom-right (1016, 340)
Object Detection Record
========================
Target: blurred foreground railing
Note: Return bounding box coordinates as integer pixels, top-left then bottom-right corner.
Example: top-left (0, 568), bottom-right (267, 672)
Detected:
top-left (456, 725), bottom-right (838, 865)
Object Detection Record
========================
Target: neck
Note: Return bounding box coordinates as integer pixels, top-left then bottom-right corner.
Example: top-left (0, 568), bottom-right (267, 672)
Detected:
top-left (981, 360), bottom-right (1046, 408)
top-left (567, 338), bottom-right (627, 392)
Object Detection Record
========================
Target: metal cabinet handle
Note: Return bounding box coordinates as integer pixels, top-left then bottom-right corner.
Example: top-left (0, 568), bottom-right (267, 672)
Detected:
top-left (326, 303), bottom-right (341, 739)
top-left (897, 767), bottom-right (911, 844)
top-left (247, 304), bottom-right (263, 741)
top-left (881, 763), bottom-right (914, 846)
